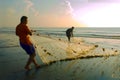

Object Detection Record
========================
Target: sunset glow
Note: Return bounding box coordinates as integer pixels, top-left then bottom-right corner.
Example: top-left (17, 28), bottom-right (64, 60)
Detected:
top-left (1, 0), bottom-right (120, 27)
top-left (73, 3), bottom-right (120, 27)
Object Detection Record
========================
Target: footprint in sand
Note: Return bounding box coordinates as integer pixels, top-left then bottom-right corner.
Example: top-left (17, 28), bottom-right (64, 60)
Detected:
top-left (72, 50), bottom-right (77, 53)
top-left (78, 42), bottom-right (80, 44)
top-left (102, 48), bottom-right (105, 51)
top-left (101, 71), bottom-right (104, 76)
top-left (58, 38), bottom-right (61, 41)
top-left (43, 49), bottom-right (47, 52)
top-left (46, 52), bottom-right (53, 56)
top-left (41, 46), bottom-right (43, 49)
top-left (42, 48), bottom-right (53, 56)
top-left (81, 69), bottom-right (85, 72)
top-left (114, 50), bottom-right (118, 52)
top-left (94, 45), bottom-right (98, 47)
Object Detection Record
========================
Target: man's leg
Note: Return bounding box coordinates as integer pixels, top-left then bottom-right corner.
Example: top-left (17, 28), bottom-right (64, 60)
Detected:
top-left (30, 53), bottom-right (40, 68)
top-left (25, 56), bottom-right (32, 70)
top-left (68, 36), bottom-right (70, 42)
top-left (25, 53), bottom-right (40, 70)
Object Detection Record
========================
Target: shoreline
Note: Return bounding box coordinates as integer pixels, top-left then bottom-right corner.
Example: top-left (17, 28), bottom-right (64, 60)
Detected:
top-left (1, 33), bottom-right (120, 80)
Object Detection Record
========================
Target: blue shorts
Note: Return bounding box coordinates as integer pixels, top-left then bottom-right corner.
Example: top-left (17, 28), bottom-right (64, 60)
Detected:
top-left (20, 42), bottom-right (35, 55)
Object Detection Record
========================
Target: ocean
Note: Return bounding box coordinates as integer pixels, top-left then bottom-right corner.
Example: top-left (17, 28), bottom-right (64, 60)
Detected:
top-left (32, 27), bottom-right (120, 39)
top-left (0, 27), bottom-right (120, 48)
top-left (1, 27), bottom-right (120, 38)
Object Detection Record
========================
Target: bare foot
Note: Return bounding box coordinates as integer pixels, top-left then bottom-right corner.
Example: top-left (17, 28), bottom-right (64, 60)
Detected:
top-left (24, 66), bottom-right (31, 70)
top-left (35, 65), bottom-right (40, 69)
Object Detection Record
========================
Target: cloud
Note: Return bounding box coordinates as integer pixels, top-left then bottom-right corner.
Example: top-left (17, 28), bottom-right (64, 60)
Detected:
top-left (24, 0), bottom-right (33, 12)
top-left (65, 1), bottom-right (73, 14)
top-left (63, 0), bottom-right (76, 17)
top-left (24, 0), bottom-right (40, 16)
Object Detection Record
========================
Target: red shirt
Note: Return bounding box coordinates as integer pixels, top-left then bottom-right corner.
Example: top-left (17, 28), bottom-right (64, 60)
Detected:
top-left (16, 23), bottom-right (32, 45)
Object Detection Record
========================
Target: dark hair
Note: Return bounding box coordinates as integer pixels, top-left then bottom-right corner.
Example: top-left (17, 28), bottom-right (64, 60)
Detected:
top-left (72, 26), bottom-right (74, 29)
top-left (20, 16), bottom-right (27, 23)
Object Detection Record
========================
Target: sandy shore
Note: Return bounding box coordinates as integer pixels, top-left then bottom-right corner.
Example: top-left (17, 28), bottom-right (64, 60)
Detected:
top-left (1, 34), bottom-right (120, 80)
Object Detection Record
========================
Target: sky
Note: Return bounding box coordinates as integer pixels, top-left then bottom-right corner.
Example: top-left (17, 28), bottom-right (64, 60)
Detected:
top-left (0, 0), bottom-right (120, 28)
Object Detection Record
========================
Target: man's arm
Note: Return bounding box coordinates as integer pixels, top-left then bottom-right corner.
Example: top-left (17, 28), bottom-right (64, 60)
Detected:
top-left (26, 26), bottom-right (32, 36)
top-left (28, 31), bottom-right (32, 35)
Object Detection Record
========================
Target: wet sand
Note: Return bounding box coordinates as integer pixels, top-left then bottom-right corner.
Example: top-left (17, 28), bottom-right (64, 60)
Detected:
top-left (1, 34), bottom-right (120, 80)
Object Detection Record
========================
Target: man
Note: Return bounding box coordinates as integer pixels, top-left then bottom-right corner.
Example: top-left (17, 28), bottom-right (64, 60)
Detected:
top-left (16, 16), bottom-right (40, 70)
top-left (66, 26), bottom-right (74, 42)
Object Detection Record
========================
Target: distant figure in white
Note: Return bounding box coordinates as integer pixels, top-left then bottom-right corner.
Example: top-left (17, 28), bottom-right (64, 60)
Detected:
top-left (66, 26), bottom-right (74, 42)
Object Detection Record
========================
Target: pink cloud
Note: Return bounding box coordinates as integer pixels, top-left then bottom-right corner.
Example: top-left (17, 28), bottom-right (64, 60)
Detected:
top-left (24, 0), bottom-right (40, 16)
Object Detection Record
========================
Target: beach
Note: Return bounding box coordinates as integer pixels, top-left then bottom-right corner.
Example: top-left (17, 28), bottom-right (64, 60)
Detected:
top-left (1, 28), bottom-right (120, 80)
